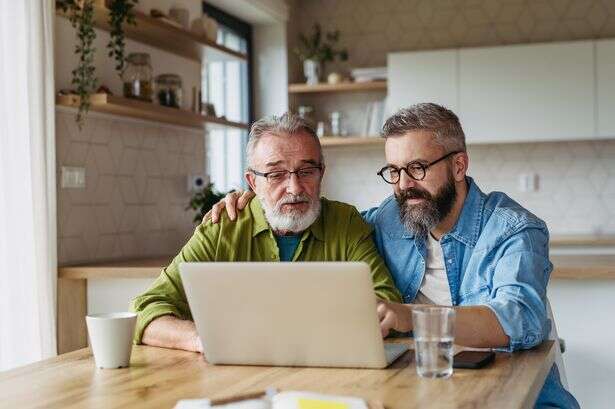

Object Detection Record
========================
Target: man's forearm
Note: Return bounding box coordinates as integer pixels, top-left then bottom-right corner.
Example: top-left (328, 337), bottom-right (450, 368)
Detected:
top-left (141, 315), bottom-right (202, 352)
top-left (382, 302), bottom-right (509, 348)
top-left (452, 305), bottom-right (509, 348)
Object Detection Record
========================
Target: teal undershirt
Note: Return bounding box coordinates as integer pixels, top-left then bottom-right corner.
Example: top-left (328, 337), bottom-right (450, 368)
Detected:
top-left (274, 234), bottom-right (302, 262)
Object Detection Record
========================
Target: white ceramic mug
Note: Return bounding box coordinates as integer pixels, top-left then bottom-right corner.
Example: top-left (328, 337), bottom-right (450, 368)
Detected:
top-left (86, 312), bottom-right (137, 369)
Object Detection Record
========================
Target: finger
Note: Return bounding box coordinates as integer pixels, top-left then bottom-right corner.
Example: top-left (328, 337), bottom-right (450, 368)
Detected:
top-left (376, 303), bottom-right (387, 321)
top-left (202, 210), bottom-right (212, 224)
top-left (237, 190), bottom-right (254, 209)
top-left (210, 201), bottom-right (225, 223)
top-left (225, 192), bottom-right (239, 221)
top-left (380, 312), bottom-right (395, 338)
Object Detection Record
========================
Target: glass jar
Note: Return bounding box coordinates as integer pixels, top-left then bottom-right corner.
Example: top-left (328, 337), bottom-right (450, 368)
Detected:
top-left (155, 74), bottom-right (183, 109)
top-left (122, 53), bottom-right (153, 102)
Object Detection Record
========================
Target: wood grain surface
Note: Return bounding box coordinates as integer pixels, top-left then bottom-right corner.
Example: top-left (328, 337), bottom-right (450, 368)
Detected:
top-left (0, 340), bottom-right (555, 409)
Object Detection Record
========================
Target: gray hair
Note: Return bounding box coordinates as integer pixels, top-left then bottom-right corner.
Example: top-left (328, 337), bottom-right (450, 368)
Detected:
top-left (246, 112), bottom-right (323, 167)
top-left (381, 103), bottom-right (466, 152)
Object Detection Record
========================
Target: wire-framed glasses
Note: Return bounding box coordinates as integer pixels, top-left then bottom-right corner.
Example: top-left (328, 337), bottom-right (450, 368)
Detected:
top-left (250, 165), bottom-right (323, 184)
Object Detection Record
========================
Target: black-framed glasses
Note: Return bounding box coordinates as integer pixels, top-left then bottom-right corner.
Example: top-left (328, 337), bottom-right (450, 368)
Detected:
top-left (250, 165), bottom-right (323, 184)
top-left (377, 151), bottom-right (461, 184)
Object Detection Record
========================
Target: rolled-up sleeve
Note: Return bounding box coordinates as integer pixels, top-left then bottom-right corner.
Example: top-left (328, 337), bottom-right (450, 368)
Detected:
top-left (130, 220), bottom-right (219, 343)
top-left (483, 227), bottom-right (552, 352)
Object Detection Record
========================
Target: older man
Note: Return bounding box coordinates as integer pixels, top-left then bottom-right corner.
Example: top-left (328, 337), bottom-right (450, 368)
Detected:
top-left (130, 113), bottom-right (401, 352)
top-left (210, 104), bottom-right (578, 408)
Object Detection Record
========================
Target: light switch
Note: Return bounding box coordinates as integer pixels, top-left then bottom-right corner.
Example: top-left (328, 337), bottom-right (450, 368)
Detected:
top-left (61, 166), bottom-right (86, 189)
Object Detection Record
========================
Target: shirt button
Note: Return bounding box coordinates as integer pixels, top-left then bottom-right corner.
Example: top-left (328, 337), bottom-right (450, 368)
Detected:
top-left (271, 254), bottom-right (276, 259)
top-left (447, 259), bottom-right (453, 264)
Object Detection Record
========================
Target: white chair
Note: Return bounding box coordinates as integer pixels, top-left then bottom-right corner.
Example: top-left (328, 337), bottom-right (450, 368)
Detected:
top-left (546, 298), bottom-right (569, 389)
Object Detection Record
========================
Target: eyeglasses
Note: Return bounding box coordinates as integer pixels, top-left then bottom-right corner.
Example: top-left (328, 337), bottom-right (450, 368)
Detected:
top-left (377, 151), bottom-right (461, 184)
top-left (250, 165), bottom-right (323, 184)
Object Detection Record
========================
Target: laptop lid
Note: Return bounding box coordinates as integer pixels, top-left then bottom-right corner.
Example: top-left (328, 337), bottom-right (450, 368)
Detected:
top-left (179, 262), bottom-right (389, 368)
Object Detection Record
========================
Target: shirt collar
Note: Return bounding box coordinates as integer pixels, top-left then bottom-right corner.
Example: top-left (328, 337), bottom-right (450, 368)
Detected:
top-left (250, 197), bottom-right (325, 241)
top-left (445, 176), bottom-right (484, 247)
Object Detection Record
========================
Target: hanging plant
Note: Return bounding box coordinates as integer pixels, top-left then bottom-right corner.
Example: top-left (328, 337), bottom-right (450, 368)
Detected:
top-left (57, 0), bottom-right (98, 128)
top-left (57, 0), bottom-right (139, 127)
top-left (107, 0), bottom-right (138, 73)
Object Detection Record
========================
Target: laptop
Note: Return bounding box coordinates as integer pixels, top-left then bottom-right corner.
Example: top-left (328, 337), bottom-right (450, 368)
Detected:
top-left (179, 262), bottom-right (408, 368)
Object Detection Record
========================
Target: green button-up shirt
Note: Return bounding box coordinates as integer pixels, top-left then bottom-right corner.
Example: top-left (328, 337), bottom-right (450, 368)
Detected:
top-left (131, 197), bottom-right (402, 343)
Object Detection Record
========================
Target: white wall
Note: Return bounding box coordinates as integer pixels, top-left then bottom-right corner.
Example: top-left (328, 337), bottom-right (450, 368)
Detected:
top-left (253, 23), bottom-right (288, 118)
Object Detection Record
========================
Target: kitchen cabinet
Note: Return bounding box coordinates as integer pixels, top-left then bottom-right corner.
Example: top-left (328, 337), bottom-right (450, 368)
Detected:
top-left (387, 49), bottom-right (458, 116)
top-left (597, 39), bottom-right (615, 138)
top-left (459, 41), bottom-right (595, 143)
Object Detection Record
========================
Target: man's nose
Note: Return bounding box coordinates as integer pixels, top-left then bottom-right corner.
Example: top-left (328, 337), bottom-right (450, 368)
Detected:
top-left (397, 169), bottom-right (417, 190)
top-left (285, 173), bottom-right (304, 195)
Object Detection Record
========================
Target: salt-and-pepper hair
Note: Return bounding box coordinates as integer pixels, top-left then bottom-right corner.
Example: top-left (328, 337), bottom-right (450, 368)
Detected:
top-left (246, 112), bottom-right (324, 167)
top-left (381, 103), bottom-right (466, 152)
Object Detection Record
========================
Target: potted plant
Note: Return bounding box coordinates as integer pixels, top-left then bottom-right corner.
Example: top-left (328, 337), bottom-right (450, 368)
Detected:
top-left (186, 183), bottom-right (231, 224)
top-left (294, 23), bottom-right (348, 85)
top-left (56, 0), bottom-right (137, 127)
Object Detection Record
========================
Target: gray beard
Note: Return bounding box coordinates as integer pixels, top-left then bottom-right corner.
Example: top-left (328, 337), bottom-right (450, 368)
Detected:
top-left (397, 176), bottom-right (457, 239)
top-left (259, 194), bottom-right (321, 234)
top-left (399, 202), bottom-right (439, 239)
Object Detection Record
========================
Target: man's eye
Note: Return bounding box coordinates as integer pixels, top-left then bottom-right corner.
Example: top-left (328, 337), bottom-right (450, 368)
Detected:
top-left (298, 168), bottom-right (317, 177)
top-left (267, 171), bottom-right (286, 181)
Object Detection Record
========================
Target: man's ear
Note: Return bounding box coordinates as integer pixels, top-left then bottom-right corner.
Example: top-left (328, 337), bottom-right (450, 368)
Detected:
top-left (453, 152), bottom-right (469, 182)
top-left (245, 171), bottom-right (257, 191)
top-left (320, 164), bottom-right (326, 181)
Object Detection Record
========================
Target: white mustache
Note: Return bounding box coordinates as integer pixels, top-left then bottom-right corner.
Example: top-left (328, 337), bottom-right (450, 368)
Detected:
top-left (277, 195), bottom-right (310, 206)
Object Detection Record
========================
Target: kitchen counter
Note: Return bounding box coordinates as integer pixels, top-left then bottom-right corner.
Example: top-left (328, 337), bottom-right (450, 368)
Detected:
top-left (58, 253), bottom-right (615, 280)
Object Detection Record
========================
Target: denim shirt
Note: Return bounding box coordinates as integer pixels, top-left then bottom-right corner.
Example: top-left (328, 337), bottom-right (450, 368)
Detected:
top-left (363, 177), bottom-right (579, 409)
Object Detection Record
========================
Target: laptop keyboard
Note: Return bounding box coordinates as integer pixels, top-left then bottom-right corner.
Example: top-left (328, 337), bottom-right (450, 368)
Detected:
top-left (385, 343), bottom-right (409, 364)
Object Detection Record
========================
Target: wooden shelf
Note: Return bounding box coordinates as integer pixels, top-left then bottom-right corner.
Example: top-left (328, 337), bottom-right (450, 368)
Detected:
top-left (319, 136), bottom-right (384, 147)
top-left (59, 256), bottom-right (173, 280)
top-left (550, 235), bottom-right (615, 246)
top-left (550, 255), bottom-right (615, 280)
top-left (56, 93), bottom-right (249, 130)
top-left (288, 81), bottom-right (387, 94)
top-left (56, 1), bottom-right (247, 63)
top-left (58, 254), bottom-right (615, 280)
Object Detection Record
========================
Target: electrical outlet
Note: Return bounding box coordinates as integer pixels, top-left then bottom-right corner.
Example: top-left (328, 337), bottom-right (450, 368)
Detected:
top-left (187, 174), bottom-right (209, 193)
top-left (61, 166), bottom-right (86, 189)
top-left (518, 173), bottom-right (538, 192)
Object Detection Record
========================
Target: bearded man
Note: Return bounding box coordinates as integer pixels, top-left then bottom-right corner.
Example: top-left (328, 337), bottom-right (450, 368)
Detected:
top-left (130, 113), bottom-right (401, 353)
top-left (208, 103), bottom-right (579, 409)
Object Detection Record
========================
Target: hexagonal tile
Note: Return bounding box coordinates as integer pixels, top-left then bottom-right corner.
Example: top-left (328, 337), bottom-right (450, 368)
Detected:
top-left (564, 0), bottom-right (594, 19)
top-left (92, 175), bottom-right (116, 205)
top-left (118, 147), bottom-right (139, 175)
top-left (119, 205), bottom-right (140, 233)
top-left (96, 234), bottom-right (123, 260)
top-left (118, 176), bottom-right (139, 204)
top-left (119, 233), bottom-right (138, 257)
top-left (89, 144), bottom-right (115, 175)
top-left (144, 177), bottom-right (165, 204)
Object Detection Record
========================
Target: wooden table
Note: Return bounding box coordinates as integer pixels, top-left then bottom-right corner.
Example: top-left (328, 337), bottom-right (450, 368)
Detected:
top-left (0, 340), bottom-right (555, 409)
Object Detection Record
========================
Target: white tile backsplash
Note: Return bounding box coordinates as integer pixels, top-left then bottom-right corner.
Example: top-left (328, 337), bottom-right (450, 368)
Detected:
top-left (321, 139), bottom-right (615, 235)
top-left (56, 110), bottom-right (205, 265)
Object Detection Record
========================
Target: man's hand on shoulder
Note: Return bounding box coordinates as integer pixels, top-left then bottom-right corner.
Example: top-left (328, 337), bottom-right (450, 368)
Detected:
top-left (203, 190), bottom-right (255, 224)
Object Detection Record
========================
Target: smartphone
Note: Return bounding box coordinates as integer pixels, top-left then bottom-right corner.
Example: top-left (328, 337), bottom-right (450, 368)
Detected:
top-left (453, 350), bottom-right (495, 369)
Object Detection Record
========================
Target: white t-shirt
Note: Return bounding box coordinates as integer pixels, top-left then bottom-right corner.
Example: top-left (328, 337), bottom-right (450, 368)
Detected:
top-left (414, 233), bottom-right (453, 306)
